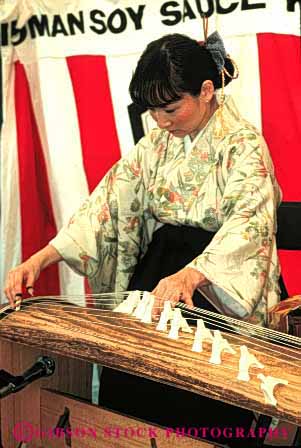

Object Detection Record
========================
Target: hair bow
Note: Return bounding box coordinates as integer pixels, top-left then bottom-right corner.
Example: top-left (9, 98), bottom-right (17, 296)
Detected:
top-left (206, 31), bottom-right (227, 73)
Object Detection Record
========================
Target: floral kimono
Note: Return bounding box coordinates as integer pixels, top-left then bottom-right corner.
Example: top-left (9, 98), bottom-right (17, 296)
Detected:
top-left (51, 96), bottom-right (282, 326)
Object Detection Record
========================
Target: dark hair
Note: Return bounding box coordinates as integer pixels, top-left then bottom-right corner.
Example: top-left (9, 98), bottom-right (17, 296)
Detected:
top-left (129, 33), bottom-right (235, 109)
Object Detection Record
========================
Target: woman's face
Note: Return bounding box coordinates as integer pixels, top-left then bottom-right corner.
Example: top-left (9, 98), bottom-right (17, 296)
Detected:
top-left (149, 92), bottom-right (210, 140)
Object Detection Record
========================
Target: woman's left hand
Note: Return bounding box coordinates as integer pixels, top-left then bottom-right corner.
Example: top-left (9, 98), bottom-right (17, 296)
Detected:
top-left (151, 267), bottom-right (210, 318)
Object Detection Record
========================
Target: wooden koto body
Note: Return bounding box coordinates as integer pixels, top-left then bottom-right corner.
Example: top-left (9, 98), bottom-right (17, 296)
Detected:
top-left (0, 297), bottom-right (300, 426)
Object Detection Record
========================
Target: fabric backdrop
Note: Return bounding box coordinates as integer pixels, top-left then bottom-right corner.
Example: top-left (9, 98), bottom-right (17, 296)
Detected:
top-left (0, 0), bottom-right (300, 303)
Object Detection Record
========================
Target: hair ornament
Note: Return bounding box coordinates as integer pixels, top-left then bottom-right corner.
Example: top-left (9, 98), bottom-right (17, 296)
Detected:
top-left (202, 13), bottom-right (209, 44)
top-left (214, 48), bottom-right (239, 138)
top-left (206, 31), bottom-right (227, 73)
top-left (200, 16), bottom-right (239, 138)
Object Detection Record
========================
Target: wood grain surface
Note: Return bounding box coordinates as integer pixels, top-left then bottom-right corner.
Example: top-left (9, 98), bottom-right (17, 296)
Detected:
top-left (40, 389), bottom-right (214, 448)
top-left (0, 298), bottom-right (300, 426)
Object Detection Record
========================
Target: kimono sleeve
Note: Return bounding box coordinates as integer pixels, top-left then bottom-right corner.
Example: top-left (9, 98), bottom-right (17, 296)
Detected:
top-left (187, 131), bottom-right (281, 319)
top-left (50, 135), bottom-right (153, 292)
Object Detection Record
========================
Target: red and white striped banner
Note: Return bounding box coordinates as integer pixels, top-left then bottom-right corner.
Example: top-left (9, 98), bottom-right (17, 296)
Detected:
top-left (1, 0), bottom-right (300, 302)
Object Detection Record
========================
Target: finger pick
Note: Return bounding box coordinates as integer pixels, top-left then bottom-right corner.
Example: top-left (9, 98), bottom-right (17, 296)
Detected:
top-left (14, 294), bottom-right (22, 311)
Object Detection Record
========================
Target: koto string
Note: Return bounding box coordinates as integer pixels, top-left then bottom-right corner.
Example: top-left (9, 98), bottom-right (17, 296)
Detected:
top-left (177, 302), bottom-right (301, 347)
top-left (3, 293), bottom-right (301, 347)
top-left (3, 292), bottom-right (301, 349)
top-left (15, 303), bottom-right (301, 365)
top-left (52, 293), bottom-right (301, 346)
top-left (2, 299), bottom-right (301, 368)
top-left (2, 293), bottom-right (301, 349)
top-left (5, 297), bottom-right (299, 350)
top-left (12, 302), bottom-right (301, 365)
top-left (18, 293), bottom-right (301, 347)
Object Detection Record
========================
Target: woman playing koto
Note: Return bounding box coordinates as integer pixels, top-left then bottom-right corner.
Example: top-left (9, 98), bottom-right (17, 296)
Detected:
top-left (4, 23), bottom-right (281, 447)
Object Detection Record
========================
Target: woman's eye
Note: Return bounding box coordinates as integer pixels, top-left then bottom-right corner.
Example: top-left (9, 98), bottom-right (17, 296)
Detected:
top-left (166, 109), bottom-right (176, 114)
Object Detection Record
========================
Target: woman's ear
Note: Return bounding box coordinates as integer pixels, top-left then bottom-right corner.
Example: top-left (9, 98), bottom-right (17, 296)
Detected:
top-left (200, 80), bottom-right (215, 102)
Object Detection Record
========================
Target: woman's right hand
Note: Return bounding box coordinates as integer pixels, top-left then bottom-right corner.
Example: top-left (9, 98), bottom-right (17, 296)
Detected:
top-left (4, 244), bottom-right (63, 308)
top-left (4, 257), bottom-right (42, 307)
